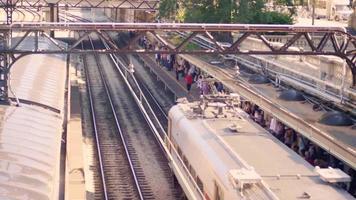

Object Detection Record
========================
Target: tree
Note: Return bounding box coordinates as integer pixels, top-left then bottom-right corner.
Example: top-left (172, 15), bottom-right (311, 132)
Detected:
top-left (158, 0), bottom-right (177, 21)
top-left (274, 0), bottom-right (297, 17)
top-left (236, 0), bottom-right (293, 24)
top-left (159, 0), bottom-right (238, 23)
top-left (158, 0), bottom-right (294, 24)
top-left (237, 0), bottom-right (251, 23)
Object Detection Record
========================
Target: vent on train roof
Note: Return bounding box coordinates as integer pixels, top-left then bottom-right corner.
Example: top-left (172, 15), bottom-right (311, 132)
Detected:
top-left (318, 111), bottom-right (354, 126)
top-left (278, 89), bottom-right (305, 101)
top-left (315, 166), bottom-right (351, 183)
top-left (229, 169), bottom-right (261, 191)
top-left (248, 74), bottom-right (270, 84)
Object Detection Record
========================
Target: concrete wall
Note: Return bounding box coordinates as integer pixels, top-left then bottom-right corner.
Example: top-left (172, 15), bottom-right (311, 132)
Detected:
top-left (104, 8), bottom-right (134, 22)
top-left (240, 37), bottom-right (353, 88)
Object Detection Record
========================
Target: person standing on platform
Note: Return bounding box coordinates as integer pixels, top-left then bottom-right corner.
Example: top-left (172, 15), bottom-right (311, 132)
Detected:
top-left (167, 54), bottom-right (172, 71)
top-left (201, 80), bottom-right (211, 95)
top-left (188, 65), bottom-right (196, 81)
top-left (214, 81), bottom-right (224, 93)
top-left (175, 62), bottom-right (185, 80)
top-left (184, 61), bottom-right (191, 75)
top-left (269, 117), bottom-right (277, 134)
top-left (155, 46), bottom-right (161, 64)
top-left (196, 75), bottom-right (203, 94)
top-left (185, 74), bottom-right (193, 92)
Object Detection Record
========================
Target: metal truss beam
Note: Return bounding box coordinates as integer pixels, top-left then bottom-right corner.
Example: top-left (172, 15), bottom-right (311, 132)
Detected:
top-left (0, 0), bottom-right (159, 9)
top-left (3, 0), bottom-right (15, 24)
top-left (1, 22), bottom-right (355, 86)
top-left (2, 22), bottom-right (348, 32)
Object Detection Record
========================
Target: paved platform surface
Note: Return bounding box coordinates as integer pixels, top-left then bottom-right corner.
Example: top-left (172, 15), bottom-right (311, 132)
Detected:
top-left (66, 56), bottom-right (86, 200)
top-left (66, 83), bottom-right (86, 200)
top-left (137, 54), bottom-right (200, 101)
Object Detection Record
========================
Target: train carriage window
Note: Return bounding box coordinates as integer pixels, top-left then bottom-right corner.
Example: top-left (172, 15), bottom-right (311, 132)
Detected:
top-left (214, 181), bottom-right (224, 200)
top-left (177, 146), bottom-right (182, 157)
top-left (183, 155), bottom-right (189, 167)
top-left (168, 118), bottom-right (172, 138)
top-left (189, 165), bottom-right (196, 179)
top-left (196, 176), bottom-right (204, 192)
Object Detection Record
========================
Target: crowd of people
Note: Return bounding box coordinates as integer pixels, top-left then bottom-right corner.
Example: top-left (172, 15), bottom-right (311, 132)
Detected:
top-left (154, 48), bottom-right (225, 95)
top-left (138, 37), bottom-right (225, 95)
top-left (241, 101), bottom-right (356, 195)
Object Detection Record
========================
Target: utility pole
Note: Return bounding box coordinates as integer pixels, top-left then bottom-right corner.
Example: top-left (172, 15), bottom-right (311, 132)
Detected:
top-left (0, 0), bottom-right (14, 102)
top-left (312, 0), bottom-right (315, 25)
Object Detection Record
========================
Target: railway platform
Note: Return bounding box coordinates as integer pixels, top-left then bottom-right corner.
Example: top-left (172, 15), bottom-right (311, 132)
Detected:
top-left (66, 60), bottom-right (86, 200)
top-left (136, 54), bottom-right (200, 101)
top-left (178, 54), bottom-right (356, 170)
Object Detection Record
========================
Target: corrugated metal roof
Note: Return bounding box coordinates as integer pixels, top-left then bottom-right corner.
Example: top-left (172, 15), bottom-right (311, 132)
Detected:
top-left (0, 37), bottom-right (67, 200)
top-left (0, 105), bottom-right (63, 200)
top-left (10, 37), bottom-right (67, 113)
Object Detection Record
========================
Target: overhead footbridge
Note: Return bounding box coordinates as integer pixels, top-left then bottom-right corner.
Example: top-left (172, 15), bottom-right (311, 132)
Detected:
top-left (1, 22), bottom-right (355, 85)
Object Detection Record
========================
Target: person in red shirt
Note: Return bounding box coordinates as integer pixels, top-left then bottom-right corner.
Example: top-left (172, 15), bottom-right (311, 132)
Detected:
top-left (185, 74), bottom-right (193, 92)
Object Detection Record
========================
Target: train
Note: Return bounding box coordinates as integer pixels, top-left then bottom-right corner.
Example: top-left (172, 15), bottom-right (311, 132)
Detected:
top-left (0, 40), bottom-right (67, 199)
top-left (168, 94), bottom-right (354, 200)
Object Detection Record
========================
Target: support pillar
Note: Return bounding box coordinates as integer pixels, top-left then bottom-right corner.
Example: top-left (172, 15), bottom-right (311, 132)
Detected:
top-left (115, 8), bottom-right (118, 21)
top-left (5, 0), bottom-right (14, 25)
top-left (56, 3), bottom-right (60, 23)
top-left (49, 3), bottom-right (55, 38)
top-left (0, 0), bottom-right (14, 102)
top-left (0, 32), bottom-right (10, 102)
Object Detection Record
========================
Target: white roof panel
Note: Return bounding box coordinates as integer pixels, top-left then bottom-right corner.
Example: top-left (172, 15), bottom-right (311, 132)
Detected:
top-left (10, 37), bottom-right (67, 113)
top-left (0, 104), bottom-right (62, 200)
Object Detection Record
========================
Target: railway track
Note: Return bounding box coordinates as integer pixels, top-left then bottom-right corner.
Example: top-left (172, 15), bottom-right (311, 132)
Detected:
top-left (82, 31), bottom-right (180, 199)
top-left (115, 54), bottom-right (169, 133)
top-left (83, 36), bottom-right (143, 200)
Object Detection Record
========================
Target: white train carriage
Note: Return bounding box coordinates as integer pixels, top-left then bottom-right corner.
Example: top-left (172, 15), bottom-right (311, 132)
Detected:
top-left (168, 95), bottom-right (354, 200)
top-left (0, 36), bottom-right (67, 200)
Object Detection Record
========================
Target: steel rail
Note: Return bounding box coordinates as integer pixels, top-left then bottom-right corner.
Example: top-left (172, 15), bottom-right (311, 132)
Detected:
top-left (88, 35), bottom-right (145, 200)
top-left (68, 12), bottom-right (204, 199)
top-left (136, 74), bottom-right (168, 120)
top-left (82, 39), bottom-right (109, 200)
top-left (105, 42), bottom-right (205, 200)
top-left (102, 40), bottom-right (167, 140)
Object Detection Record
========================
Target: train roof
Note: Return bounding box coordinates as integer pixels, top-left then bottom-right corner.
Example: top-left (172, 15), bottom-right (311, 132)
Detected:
top-left (10, 39), bottom-right (67, 112)
top-left (169, 96), bottom-right (354, 200)
top-left (0, 38), bottom-right (67, 199)
top-left (0, 104), bottom-right (63, 200)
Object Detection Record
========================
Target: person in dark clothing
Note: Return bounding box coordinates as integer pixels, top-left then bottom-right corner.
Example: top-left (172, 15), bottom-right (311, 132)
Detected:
top-left (168, 59), bottom-right (173, 71)
top-left (184, 61), bottom-right (191, 75)
top-left (348, 169), bottom-right (356, 196)
top-left (214, 82), bottom-right (224, 93)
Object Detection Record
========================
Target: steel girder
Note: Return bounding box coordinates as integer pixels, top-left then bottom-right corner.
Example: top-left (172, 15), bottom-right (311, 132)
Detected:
top-left (0, 0), bottom-right (159, 9)
top-left (0, 22), bottom-right (355, 86)
top-left (3, 0), bottom-right (15, 24)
